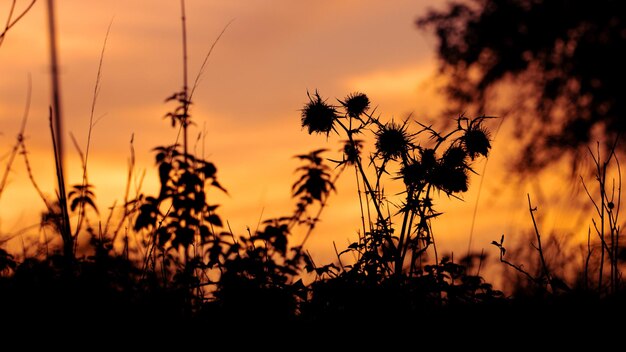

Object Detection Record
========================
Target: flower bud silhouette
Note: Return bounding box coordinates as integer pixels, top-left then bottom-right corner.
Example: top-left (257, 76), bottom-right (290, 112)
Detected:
top-left (374, 120), bottom-right (413, 161)
top-left (340, 92), bottom-right (370, 118)
top-left (462, 122), bottom-right (491, 160)
top-left (301, 91), bottom-right (338, 136)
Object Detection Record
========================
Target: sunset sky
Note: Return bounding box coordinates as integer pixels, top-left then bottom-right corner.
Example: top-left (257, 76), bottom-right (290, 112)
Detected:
top-left (0, 0), bottom-right (593, 278)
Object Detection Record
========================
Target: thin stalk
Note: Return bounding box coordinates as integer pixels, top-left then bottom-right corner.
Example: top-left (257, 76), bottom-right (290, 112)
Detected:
top-left (395, 187), bottom-right (415, 274)
top-left (0, 0), bottom-right (37, 47)
top-left (46, 0), bottom-right (72, 259)
top-left (335, 119), bottom-right (387, 230)
top-left (0, 75), bottom-right (31, 200)
top-left (49, 108), bottom-right (72, 259)
top-left (401, 187), bottom-right (425, 269)
top-left (354, 164), bottom-right (367, 242)
top-left (596, 145), bottom-right (606, 292)
top-left (527, 194), bottom-right (551, 286)
top-left (21, 140), bottom-right (53, 212)
top-left (111, 134), bottom-right (137, 241)
top-left (180, 0), bottom-right (189, 161)
top-left (347, 115), bottom-right (368, 243)
top-left (189, 19), bottom-right (234, 101)
top-left (612, 151), bottom-right (621, 293)
top-left (74, 19), bottom-right (113, 239)
top-left (46, 0), bottom-right (63, 171)
top-left (584, 227), bottom-right (592, 290)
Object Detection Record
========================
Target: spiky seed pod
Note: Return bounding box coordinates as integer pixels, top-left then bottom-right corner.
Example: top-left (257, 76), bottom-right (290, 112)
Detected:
top-left (340, 92), bottom-right (370, 118)
top-left (462, 122), bottom-right (491, 160)
top-left (301, 91), bottom-right (338, 136)
top-left (342, 140), bottom-right (362, 165)
top-left (401, 159), bottom-right (425, 188)
top-left (375, 120), bottom-right (413, 161)
top-left (442, 145), bottom-right (468, 168)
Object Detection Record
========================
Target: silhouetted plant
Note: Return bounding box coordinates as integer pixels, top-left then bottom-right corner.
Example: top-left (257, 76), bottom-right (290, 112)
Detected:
top-left (204, 149), bottom-right (340, 321)
top-left (302, 91), bottom-right (492, 273)
top-left (132, 140), bottom-right (228, 312)
top-left (9, 0), bottom-right (626, 332)
top-left (129, 1), bottom-right (236, 314)
top-left (299, 90), bottom-right (502, 314)
top-left (581, 141), bottom-right (624, 294)
top-left (492, 195), bottom-right (571, 295)
top-left (493, 140), bottom-right (625, 298)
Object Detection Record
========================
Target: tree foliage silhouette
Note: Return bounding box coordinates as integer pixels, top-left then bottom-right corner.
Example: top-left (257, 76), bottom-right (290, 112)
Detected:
top-left (418, 0), bottom-right (626, 171)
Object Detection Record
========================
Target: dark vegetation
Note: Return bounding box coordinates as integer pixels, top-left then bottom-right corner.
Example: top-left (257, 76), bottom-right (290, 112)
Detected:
top-left (1, 0), bottom-right (625, 340)
top-left (418, 0), bottom-right (626, 172)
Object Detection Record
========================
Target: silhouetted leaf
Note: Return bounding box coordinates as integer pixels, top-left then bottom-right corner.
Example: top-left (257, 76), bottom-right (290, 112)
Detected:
top-left (211, 180), bottom-right (227, 193)
top-left (205, 214), bottom-right (222, 227)
top-left (201, 162), bottom-right (217, 178)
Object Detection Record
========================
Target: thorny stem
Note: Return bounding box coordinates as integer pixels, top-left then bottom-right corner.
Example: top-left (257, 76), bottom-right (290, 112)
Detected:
top-left (335, 119), bottom-right (388, 238)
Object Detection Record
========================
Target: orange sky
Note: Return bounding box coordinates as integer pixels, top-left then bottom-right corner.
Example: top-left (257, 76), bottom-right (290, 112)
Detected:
top-left (0, 0), bottom-right (597, 282)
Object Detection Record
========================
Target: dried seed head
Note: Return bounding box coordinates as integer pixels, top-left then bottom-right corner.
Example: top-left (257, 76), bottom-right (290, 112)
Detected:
top-left (375, 120), bottom-right (413, 161)
top-left (462, 122), bottom-right (491, 160)
top-left (301, 91), bottom-right (338, 136)
top-left (340, 92), bottom-right (370, 118)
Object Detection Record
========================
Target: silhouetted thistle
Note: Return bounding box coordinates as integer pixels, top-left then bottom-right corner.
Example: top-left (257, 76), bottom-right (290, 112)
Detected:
top-left (401, 158), bottom-right (425, 188)
top-left (341, 139), bottom-right (362, 166)
top-left (420, 148), bottom-right (437, 170)
top-left (442, 145), bottom-right (467, 168)
top-left (340, 92), bottom-right (370, 118)
top-left (462, 121), bottom-right (491, 160)
top-left (301, 91), bottom-right (338, 136)
top-left (375, 120), bottom-right (413, 161)
top-left (433, 162), bottom-right (469, 194)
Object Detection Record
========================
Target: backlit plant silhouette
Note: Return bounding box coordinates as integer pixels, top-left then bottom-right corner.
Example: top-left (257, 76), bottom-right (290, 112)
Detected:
top-left (299, 91), bottom-right (502, 309)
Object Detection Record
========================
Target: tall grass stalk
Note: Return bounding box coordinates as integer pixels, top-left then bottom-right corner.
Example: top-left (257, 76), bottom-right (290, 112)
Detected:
top-left (72, 20), bottom-right (113, 241)
top-left (46, 0), bottom-right (72, 259)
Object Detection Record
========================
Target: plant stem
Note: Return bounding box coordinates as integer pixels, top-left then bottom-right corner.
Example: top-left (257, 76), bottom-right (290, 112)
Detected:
top-left (49, 108), bottom-right (73, 259)
top-left (0, 0), bottom-right (37, 48)
top-left (46, 0), bottom-right (73, 260)
top-left (597, 146), bottom-right (606, 293)
top-left (335, 119), bottom-right (387, 232)
top-left (180, 0), bottom-right (189, 161)
top-left (527, 194), bottom-right (550, 287)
